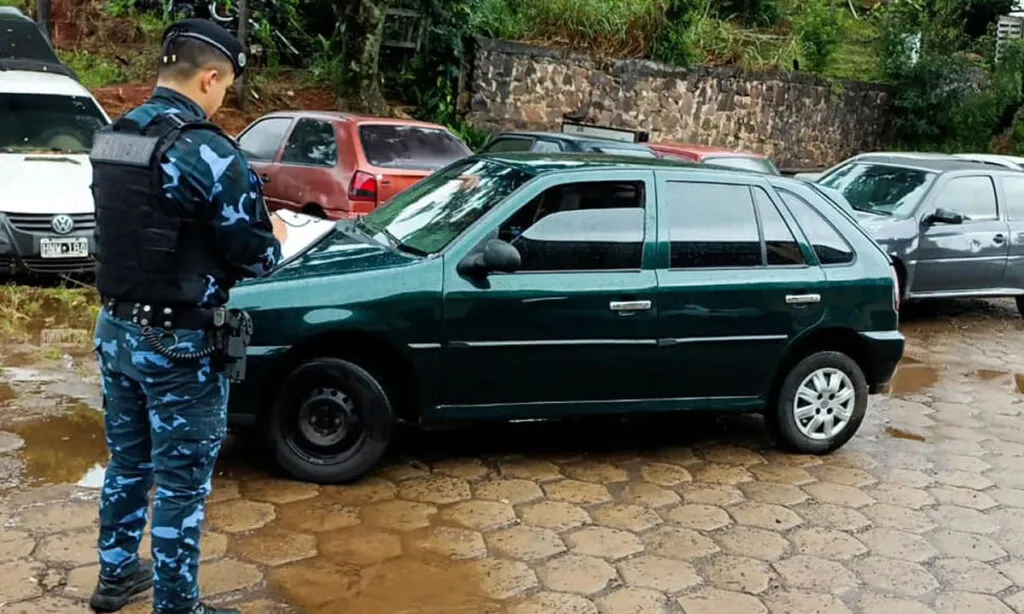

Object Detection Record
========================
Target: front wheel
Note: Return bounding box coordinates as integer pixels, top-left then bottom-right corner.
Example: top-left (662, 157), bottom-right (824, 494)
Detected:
top-left (266, 357), bottom-right (394, 483)
top-left (768, 351), bottom-right (868, 454)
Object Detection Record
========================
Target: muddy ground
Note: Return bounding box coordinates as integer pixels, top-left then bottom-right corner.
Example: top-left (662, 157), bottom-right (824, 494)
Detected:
top-left (1, 292), bottom-right (1023, 613)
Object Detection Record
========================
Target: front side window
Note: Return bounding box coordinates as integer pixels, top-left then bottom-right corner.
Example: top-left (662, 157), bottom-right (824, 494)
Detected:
top-left (666, 182), bottom-right (761, 268)
top-left (238, 117), bottom-right (291, 162)
top-left (778, 189), bottom-right (855, 265)
top-left (281, 118), bottom-right (338, 167)
top-left (933, 176), bottom-right (998, 221)
top-left (819, 162), bottom-right (935, 217)
top-left (498, 180), bottom-right (645, 271)
top-left (359, 158), bottom-right (531, 255)
top-left (0, 93), bottom-right (107, 153)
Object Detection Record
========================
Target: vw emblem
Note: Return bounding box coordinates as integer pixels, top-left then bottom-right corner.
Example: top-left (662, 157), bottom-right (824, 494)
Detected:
top-left (51, 215), bottom-right (75, 235)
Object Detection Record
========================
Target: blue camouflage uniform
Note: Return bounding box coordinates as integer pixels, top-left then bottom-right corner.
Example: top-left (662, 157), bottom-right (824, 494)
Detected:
top-left (93, 86), bottom-right (281, 613)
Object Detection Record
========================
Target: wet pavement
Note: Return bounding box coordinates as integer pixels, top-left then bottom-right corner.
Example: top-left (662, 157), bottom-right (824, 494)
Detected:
top-left (2, 294), bottom-right (1024, 613)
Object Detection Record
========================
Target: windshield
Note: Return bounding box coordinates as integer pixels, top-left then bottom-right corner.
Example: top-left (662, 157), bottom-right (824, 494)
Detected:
top-left (705, 155), bottom-right (779, 175)
top-left (358, 158), bottom-right (532, 255)
top-left (0, 93), bottom-right (107, 154)
top-left (359, 124), bottom-right (471, 171)
top-left (818, 162), bottom-right (935, 216)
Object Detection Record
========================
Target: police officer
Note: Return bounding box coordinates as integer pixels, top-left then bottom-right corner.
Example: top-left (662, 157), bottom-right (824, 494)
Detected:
top-left (87, 19), bottom-right (282, 614)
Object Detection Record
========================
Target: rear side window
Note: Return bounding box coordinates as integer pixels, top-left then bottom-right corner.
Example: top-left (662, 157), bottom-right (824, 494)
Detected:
top-left (531, 140), bottom-right (562, 153)
top-left (238, 117), bottom-right (291, 161)
top-left (753, 189), bottom-right (805, 265)
top-left (1002, 175), bottom-right (1024, 221)
top-left (665, 182), bottom-right (761, 268)
top-left (359, 125), bottom-right (470, 170)
top-left (778, 189), bottom-right (855, 265)
top-left (281, 118), bottom-right (337, 167)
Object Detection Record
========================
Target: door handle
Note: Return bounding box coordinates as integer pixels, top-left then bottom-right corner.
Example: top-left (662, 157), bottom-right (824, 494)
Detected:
top-left (609, 300), bottom-right (651, 312)
top-left (994, 233), bottom-right (1006, 244)
top-left (786, 293), bottom-right (821, 305)
top-left (259, 173), bottom-right (271, 183)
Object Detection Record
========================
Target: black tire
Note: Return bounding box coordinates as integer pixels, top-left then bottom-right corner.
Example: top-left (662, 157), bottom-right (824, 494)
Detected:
top-left (768, 351), bottom-right (868, 454)
top-left (303, 204), bottom-right (327, 219)
top-left (266, 357), bottom-right (394, 483)
top-left (1016, 296), bottom-right (1024, 318)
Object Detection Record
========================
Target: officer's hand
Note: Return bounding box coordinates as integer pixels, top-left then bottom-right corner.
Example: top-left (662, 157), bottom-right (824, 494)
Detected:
top-left (271, 213), bottom-right (288, 245)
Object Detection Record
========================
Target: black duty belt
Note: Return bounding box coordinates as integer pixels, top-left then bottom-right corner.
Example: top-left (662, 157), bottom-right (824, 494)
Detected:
top-left (103, 298), bottom-right (215, 330)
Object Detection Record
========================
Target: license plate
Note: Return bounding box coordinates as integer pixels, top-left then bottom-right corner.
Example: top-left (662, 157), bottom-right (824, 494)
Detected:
top-left (40, 237), bottom-right (89, 259)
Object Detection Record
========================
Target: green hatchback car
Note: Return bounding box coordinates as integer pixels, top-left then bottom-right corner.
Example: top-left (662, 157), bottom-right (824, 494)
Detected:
top-left (228, 154), bottom-right (905, 483)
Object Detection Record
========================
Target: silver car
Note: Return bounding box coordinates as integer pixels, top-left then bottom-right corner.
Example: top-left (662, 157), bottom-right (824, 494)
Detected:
top-left (816, 155), bottom-right (1024, 315)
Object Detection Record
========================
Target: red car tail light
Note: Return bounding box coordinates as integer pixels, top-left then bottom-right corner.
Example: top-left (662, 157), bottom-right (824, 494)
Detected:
top-left (349, 171), bottom-right (378, 203)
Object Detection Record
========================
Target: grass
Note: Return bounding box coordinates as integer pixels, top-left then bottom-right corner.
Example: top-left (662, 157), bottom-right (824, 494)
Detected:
top-left (825, 11), bottom-right (882, 82)
top-left (0, 284), bottom-right (99, 339)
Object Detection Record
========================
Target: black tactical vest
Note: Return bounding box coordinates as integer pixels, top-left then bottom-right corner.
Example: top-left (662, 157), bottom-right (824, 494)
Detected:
top-left (90, 113), bottom-right (234, 305)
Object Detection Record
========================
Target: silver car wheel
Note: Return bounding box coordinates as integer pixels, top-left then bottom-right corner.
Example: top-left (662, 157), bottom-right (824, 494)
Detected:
top-left (793, 367), bottom-right (855, 441)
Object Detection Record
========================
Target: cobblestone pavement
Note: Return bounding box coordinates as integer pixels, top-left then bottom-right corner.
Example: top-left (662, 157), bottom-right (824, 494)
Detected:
top-left (1, 299), bottom-right (1023, 613)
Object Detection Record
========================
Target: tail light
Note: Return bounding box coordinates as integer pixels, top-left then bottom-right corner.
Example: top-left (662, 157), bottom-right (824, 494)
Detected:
top-left (349, 171), bottom-right (378, 204)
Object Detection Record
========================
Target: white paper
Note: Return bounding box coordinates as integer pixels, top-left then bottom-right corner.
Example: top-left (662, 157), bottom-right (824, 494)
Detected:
top-left (274, 210), bottom-right (336, 260)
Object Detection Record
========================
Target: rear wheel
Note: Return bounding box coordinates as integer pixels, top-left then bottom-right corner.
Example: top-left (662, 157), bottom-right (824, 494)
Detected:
top-left (767, 351), bottom-right (868, 454)
top-left (266, 357), bottom-right (394, 483)
top-left (1016, 296), bottom-right (1024, 318)
top-left (302, 203), bottom-right (327, 219)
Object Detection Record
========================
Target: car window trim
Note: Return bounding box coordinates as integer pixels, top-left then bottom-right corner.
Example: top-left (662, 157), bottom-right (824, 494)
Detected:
top-left (278, 117), bottom-right (339, 169)
top-left (662, 179), bottom-right (805, 272)
top-left (776, 187), bottom-right (858, 269)
top-left (238, 116), bottom-right (294, 163)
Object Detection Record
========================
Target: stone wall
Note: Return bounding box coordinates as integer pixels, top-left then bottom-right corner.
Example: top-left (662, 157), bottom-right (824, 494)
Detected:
top-left (464, 38), bottom-right (892, 168)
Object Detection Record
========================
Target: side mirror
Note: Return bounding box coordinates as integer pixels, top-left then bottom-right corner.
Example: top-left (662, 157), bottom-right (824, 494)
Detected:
top-left (457, 239), bottom-right (521, 277)
top-left (925, 207), bottom-right (965, 226)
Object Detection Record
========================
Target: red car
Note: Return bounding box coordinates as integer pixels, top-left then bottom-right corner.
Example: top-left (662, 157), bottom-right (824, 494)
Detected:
top-left (236, 111), bottom-right (472, 219)
top-left (650, 142), bottom-right (780, 175)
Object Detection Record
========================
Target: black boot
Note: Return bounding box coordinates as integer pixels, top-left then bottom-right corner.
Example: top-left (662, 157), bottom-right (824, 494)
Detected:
top-left (190, 604), bottom-right (241, 614)
top-left (89, 560), bottom-right (154, 612)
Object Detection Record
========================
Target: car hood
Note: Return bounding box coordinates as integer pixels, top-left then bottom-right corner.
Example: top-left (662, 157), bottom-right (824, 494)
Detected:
top-left (238, 225), bottom-right (420, 288)
top-left (854, 211), bottom-right (917, 245)
top-left (0, 153), bottom-right (94, 214)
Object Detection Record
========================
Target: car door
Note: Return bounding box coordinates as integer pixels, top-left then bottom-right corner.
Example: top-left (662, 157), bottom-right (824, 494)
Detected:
top-left (998, 173), bottom-right (1024, 292)
top-left (440, 170), bottom-right (660, 411)
top-left (651, 172), bottom-right (827, 400)
top-left (910, 174), bottom-right (1010, 293)
top-left (236, 116), bottom-right (293, 211)
top-left (274, 117), bottom-right (340, 215)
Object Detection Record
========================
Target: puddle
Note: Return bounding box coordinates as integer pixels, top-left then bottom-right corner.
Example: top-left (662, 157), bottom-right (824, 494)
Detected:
top-left (885, 426), bottom-right (927, 442)
top-left (886, 363), bottom-right (939, 397)
top-left (1017, 373), bottom-right (1024, 394)
top-left (8, 402), bottom-right (107, 486)
top-left (975, 369), bottom-right (1008, 381)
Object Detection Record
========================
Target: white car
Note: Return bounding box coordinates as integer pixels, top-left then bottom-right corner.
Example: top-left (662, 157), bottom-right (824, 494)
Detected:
top-left (952, 153), bottom-right (1024, 170)
top-left (0, 64), bottom-right (110, 275)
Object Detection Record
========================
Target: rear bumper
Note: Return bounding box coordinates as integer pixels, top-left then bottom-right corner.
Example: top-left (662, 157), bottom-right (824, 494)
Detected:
top-left (0, 214), bottom-right (96, 275)
top-left (858, 330), bottom-right (905, 394)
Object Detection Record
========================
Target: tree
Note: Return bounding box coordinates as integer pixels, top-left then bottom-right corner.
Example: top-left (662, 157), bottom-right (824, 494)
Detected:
top-left (332, 0), bottom-right (391, 115)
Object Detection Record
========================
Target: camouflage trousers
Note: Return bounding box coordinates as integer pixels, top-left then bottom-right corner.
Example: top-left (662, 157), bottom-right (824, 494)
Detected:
top-left (93, 308), bottom-right (228, 613)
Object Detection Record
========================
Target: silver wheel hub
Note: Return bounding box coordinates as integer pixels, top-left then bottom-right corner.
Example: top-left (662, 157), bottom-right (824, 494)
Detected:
top-left (793, 367), bottom-right (855, 441)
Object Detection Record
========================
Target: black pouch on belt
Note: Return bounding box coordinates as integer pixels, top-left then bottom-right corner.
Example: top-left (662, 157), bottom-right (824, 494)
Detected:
top-left (212, 307), bottom-right (254, 383)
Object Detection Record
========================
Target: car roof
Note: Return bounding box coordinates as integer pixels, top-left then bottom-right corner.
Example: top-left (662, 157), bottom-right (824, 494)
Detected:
top-left (650, 141), bottom-right (766, 158)
top-left (256, 110), bottom-right (451, 130)
top-left (0, 69), bottom-right (93, 97)
top-left (0, 7), bottom-right (32, 20)
top-left (479, 152), bottom-right (806, 178)
top-left (491, 131), bottom-right (654, 150)
top-left (953, 153), bottom-right (1024, 164)
top-left (838, 155), bottom-right (1003, 173)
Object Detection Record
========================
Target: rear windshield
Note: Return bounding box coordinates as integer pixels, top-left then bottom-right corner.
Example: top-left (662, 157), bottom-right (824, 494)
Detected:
top-left (0, 17), bottom-right (59, 63)
top-left (0, 93), bottom-right (108, 154)
top-left (359, 124), bottom-right (471, 171)
top-left (705, 155), bottom-right (779, 175)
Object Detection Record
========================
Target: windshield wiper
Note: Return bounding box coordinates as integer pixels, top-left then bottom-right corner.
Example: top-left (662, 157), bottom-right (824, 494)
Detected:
top-left (380, 227), bottom-right (429, 257)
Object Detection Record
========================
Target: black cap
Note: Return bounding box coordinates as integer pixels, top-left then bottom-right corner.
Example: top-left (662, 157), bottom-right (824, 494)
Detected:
top-left (161, 18), bottom-right (246, 77)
